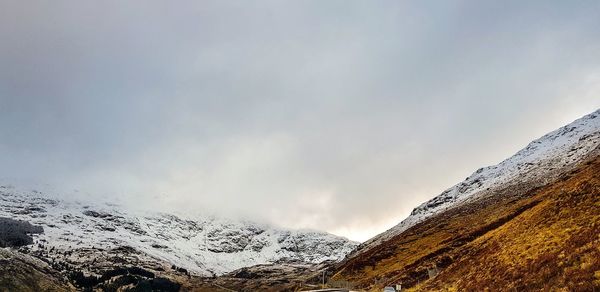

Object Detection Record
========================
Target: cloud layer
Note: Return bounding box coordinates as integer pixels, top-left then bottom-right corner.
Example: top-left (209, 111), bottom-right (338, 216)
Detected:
top-left (1, 1), bottom-right (600, 241)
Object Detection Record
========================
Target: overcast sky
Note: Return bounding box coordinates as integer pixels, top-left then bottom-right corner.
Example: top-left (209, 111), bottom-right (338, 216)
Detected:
top-left (1, 1), bottom-right (600, 241)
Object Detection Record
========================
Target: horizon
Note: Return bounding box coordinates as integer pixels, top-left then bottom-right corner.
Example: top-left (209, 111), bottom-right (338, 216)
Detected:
top-left (2, 1), bottom-right (600, 242)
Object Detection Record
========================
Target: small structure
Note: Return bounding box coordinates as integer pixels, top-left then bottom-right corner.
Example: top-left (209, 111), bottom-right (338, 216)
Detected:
top-left (427, 265), bottom-right (439, 279)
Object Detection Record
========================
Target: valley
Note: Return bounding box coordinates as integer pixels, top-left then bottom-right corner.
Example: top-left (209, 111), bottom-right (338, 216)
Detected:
top-left (1, 109), bottom-right (599, 291)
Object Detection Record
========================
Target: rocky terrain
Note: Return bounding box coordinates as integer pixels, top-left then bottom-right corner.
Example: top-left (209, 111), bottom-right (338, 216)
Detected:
top-left (0, 184), bottom-right (357, 291)
top-left (0, 218), bottom-right (43, 248)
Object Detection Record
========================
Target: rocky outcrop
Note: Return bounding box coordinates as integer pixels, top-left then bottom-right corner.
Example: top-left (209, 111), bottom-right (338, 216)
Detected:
top-left (0, 218), bottom-right (43, 248)
top-left (0, 186), bottom-right (358, 277)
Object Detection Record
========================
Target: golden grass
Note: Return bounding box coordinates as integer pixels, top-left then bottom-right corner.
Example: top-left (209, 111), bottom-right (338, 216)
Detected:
top-left (333, 155), bottom-right (600, 291)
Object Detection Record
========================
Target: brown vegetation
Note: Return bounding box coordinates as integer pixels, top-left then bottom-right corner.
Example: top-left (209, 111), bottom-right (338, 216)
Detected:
top-left (332, 154), bottom-right (600, 291)
top-left (0, 248), bottom-right (73, 292)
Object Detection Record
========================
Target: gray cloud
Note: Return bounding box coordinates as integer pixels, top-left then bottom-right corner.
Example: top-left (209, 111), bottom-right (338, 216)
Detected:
top-left (1, 1), bottom-right (600, 241)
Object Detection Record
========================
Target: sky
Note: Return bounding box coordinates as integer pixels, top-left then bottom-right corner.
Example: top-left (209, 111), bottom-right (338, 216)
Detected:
top-left (1, 1), bottom-right (600, 242)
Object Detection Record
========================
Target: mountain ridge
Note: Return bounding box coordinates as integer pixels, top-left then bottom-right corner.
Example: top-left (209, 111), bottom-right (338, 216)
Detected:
top-left (331, 108), bottom-right (600, 291)
top-left (351, 109), bottom-right (600, 257)
top-left (0, 185), bottom-right (358, 279)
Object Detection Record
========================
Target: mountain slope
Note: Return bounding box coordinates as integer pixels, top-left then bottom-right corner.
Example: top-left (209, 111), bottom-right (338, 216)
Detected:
top-left (0, 248), bottom-right (73, 292)
top-left (419, 155), bottom-right (600, 291)
top-left (332, 109), bottom-right (600, 290)
top-left (0, 186), bottom-right (358, 279)
top-left (356, 109), bottom-right (600, 255)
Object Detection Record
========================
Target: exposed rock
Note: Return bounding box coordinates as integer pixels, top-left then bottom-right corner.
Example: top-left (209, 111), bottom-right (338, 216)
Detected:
top-left (0, 217), bottom-right (43, 247)
top-left (0, 188), bottom-right (358, 277)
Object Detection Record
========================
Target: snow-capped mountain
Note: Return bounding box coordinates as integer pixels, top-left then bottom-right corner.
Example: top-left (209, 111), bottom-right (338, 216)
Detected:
top-left (355, 109), bottom-right (600, 254)
top-left (0, 186), bottom-right (358, 277)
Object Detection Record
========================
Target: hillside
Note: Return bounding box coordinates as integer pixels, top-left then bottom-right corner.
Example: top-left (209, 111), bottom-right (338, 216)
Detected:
top-left (0, 186), bottom-right (357, 290)
top-left (332, 109), bottom-right (600, 291)
top-left (0, 248), bottom-right (73, 292)
top-left (1, 108), bottom-right (598, 291)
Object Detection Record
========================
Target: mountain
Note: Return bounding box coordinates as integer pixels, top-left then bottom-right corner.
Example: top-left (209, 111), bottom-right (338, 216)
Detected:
top-left (331, 109), bottom-right (600, 291)
top-left (0, 185), bottom-right (357, 289)
top-left (0, 247), bottom-right (72, 292)
top-left (2, 109), bottom-right (598, 291)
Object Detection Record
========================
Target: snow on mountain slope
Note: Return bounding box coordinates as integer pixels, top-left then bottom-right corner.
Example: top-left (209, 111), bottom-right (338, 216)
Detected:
top-left (0, 186), bottom-right (358, 276)
top-left (356, 109), bottom-right (600, 254)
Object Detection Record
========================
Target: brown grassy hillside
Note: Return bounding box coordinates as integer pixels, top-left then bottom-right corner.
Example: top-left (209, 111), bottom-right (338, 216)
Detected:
top-left (0, 248), bottom-right (73, 292)
top-left (332, 154), bottom-right (600, 291)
